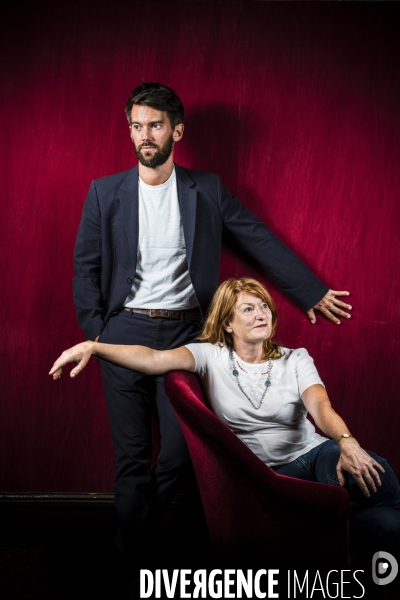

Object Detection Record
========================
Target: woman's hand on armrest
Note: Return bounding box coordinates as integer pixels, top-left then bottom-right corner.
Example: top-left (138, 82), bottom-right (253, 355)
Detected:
top-left (336, 437), bottom-right (384, 498)
top-left (49, 343), bottom-right (195, 380)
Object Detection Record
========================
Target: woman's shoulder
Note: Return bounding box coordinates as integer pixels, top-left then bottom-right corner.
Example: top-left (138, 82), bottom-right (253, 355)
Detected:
top-left (185, 342), bottom-right (227, 359)
top-left (184, 342), bottom-right (228, 374)
top-left (277, 347), bottom-right (313, 361)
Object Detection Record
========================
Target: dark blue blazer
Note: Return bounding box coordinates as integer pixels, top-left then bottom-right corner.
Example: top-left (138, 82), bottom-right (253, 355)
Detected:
top-left (73, 164), bottom-right (328, 341)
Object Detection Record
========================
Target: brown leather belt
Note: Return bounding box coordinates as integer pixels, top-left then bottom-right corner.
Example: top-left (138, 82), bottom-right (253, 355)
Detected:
top-left (122, 307), bottom-right (201, 321)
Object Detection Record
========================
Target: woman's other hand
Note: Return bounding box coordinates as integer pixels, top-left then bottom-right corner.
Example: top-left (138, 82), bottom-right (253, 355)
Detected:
top-left (336, 437), bottom-right (385, 497)
top-left (49, 342), bottom-right (95, 380)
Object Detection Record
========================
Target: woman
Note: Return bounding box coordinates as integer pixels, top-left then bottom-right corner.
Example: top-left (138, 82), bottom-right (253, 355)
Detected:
top-left (50, 277), bottom-right (400, 558)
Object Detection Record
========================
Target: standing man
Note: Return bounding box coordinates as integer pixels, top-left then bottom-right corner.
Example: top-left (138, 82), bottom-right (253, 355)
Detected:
top-left (73, 82), bottom-right (351, 574)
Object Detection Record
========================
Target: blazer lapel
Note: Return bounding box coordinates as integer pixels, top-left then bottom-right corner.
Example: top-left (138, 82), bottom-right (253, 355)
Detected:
top-left (175, 164), bottom-right (197, 268)
top-left (119, 166), bottom-right (139, 269)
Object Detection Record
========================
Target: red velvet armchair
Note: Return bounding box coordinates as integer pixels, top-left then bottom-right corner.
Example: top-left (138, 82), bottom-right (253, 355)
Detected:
top-left (164, 370), bottom-right (351, 569)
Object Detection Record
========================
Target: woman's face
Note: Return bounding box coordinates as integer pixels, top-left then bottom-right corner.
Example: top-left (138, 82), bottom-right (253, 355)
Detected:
top-left (224, 291), bottom-right (272, 345)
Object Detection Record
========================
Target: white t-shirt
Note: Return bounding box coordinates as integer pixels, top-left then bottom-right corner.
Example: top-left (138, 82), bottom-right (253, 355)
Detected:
top-left (184, 343), bottom-right (328, 466)
top-left (124, 168), bottom-right (197, 309)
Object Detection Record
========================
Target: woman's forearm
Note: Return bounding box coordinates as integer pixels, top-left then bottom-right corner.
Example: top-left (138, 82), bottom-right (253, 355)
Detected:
top-left (49, 341), bottom-right (195, 380)
top-left (93, 342), bottom-right (161, 374)
top-left (302, 384), bottom-right (384, 496)
top-left (302, 384), bottom-right (351, 442)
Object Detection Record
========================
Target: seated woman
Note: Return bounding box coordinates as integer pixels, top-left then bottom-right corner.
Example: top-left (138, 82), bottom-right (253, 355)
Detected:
top-left (50, 277), bottom-right (400, 560)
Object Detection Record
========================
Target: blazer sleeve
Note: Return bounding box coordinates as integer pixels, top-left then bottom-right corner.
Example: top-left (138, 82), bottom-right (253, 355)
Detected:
top-left (216, 176), bottom-right (329, 311)
top-left (72, 181), bottom-right (106, 340)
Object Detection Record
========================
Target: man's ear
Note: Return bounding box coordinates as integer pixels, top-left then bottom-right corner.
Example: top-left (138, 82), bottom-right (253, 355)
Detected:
top-left (173, 123), bottom-right (184, 141)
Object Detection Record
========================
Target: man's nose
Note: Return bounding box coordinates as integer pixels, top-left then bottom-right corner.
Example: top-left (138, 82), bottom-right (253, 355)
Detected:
top-left (141, 126), bottom-right (153, 140)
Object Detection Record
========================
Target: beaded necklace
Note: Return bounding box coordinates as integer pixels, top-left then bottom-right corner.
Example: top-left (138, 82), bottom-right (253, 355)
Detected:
top-left (229, 347), bottom-right (273, 410)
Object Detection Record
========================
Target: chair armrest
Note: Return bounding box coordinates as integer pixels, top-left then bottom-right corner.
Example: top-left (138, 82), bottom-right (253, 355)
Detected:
top-left (270, 473), bottom-right (350, 524)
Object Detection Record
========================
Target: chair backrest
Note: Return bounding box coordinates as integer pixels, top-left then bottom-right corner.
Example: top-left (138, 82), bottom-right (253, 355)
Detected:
top-left (165, 370), bottom-right (350, 568)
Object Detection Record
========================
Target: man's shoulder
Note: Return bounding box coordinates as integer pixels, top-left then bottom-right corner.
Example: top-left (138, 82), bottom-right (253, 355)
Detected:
top-left (175, 164), bottom-right (220, 187)
top-left (92, 165), bottom-right (220, 187)
top-left (92, 167), bottom-right (137, 193)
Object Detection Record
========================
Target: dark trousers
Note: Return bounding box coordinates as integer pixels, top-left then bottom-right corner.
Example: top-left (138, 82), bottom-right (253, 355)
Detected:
top-left (98, 310), bottom-right (201, 564)
top-left (273, 440), bottom-right (400, 559)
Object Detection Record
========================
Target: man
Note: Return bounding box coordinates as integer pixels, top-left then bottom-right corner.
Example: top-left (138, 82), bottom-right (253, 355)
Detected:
top-left (73, 82), bottom-right (351, 575)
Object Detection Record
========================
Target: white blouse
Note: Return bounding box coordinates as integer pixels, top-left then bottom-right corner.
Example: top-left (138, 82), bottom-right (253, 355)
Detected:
top-left (184, 343), bottom-right (328, 466)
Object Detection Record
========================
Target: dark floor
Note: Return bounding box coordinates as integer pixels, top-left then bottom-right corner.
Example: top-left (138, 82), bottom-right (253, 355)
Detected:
top-left (2, 488), bottom-right (400, 600)
top-left (0, 484), bottom-right (210, 600)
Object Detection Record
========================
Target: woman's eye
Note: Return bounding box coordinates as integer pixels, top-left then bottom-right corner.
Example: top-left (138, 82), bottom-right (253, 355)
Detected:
top-left (244, 307), bottom-right (252, 312)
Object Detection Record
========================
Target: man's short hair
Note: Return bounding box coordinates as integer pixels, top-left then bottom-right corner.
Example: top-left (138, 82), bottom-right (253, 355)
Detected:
top-left (125, 82), bottom-right (184, 128)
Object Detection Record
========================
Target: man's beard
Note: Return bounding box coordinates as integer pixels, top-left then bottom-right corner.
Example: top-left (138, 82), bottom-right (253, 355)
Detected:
top-left (133, 134), bottom-right (174, 168)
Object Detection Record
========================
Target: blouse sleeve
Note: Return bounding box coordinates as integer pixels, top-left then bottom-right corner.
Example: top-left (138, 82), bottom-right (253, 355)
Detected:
top-left (294, 348), bottom-right (325, 396)
top-left (184, 343), bottom-right (209, 377)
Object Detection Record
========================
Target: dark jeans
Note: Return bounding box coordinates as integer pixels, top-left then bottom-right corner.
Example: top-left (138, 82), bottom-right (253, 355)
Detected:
top-left (273, 440), bottom-right (400, 559)
top-left (98, 310), bottom-right (201, 564)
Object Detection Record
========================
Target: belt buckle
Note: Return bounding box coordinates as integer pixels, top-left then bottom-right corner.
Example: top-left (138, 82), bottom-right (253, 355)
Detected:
top-left (149, 309), bottom-right (154, 318)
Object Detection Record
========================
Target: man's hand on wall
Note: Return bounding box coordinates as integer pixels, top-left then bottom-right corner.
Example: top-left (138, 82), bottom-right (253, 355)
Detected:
top-left (307, 290), bottom-right (352, 325)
